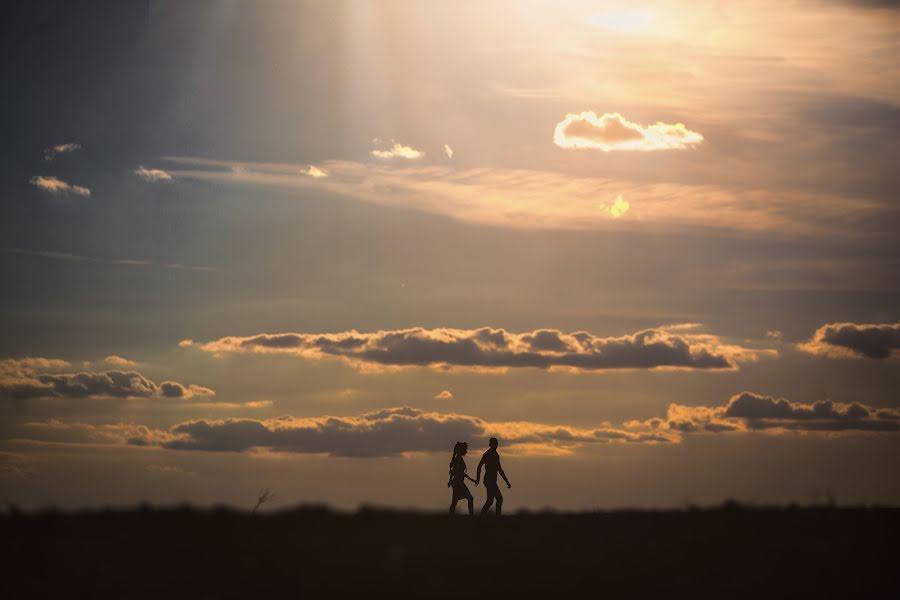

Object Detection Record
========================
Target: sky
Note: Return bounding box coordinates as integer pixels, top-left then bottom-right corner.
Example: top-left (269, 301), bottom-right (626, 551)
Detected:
top-left (1, 0), bottom-right (899, 511)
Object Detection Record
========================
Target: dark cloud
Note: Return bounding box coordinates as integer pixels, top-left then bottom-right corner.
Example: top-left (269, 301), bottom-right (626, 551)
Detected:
top-left (643, 392), bottom-right (900, 434)
top-left (0, 357), bottom-right (214, 401)
top-left (800, 322), bottom-right (900, 359)
top-left (161, 409), bottom-right (478, 456)
top-left (155, 406), bottom-right (668, 456)
top-left (725, 391), bottom-right (871, 420)
top-left (12, 404), bottom-right (670, 455)
top-left (17, 392), bottom-right (899, 457)
top-left (195, 327), bottom-right (772, 372)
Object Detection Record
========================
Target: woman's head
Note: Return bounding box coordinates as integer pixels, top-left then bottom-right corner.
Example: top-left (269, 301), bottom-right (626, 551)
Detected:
top-left (453, 441), bottom-right (468, 456)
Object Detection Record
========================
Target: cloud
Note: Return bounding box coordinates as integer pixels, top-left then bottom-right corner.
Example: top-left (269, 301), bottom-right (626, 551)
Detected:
top-left (103, 355), bottom-right (137, 367)
top-left (303, 165), bottom-right (328, 178)
top-left (553, 112), bottom-right (703, 151)
top-left (19, 420), bottom-right (176, 447)
top-left (17, 391), bottom-right (897, 455)
top-left (799, 322), bottom-right (900, 359)
top-left (118, 407), bottom-right (670, 456)
top-left (370, 140), bottom-right (424, 159)
top-left (0, 357), bottom-right (213, 401)
top-left (434, 390), bottom-right (454, 400)
top-left (189, 326), bottom-right (773, 373)
top-left (29, 175), bottom-right (90, 197)
top-left (161, 157), bottom-right (890, 238)
top-left (443, 144), bottom-right (454, 159)
top-left (133, 165), bottom-right (172, 182)
top-left (0, 358), bottom-right (71, 400)
top-left (632, 392), bottom-right (900, 435)
top-left (43, 142), bottom-right (81, 161)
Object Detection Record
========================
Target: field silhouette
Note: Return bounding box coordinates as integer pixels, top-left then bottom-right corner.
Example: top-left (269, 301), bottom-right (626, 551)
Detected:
top-left (5, 503), bottom-right (898, 598)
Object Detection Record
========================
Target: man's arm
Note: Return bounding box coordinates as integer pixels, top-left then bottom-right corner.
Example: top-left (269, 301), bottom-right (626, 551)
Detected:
top-left (475, 453), bottom-right (487, 485)
top-left (498, 462), bottom-right (511, 488)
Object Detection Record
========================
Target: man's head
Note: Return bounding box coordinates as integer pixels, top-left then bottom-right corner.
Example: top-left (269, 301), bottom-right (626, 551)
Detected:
top-left (489, 437), bottom-right (498, 449)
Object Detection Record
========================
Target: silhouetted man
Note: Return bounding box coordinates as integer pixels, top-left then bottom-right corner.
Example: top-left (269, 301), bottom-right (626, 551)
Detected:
top-left (475, 437), bottom-right (511, 516)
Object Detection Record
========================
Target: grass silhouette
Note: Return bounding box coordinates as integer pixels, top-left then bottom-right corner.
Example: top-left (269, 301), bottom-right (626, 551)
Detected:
top-left (5, 503), bottom-right (898, 598)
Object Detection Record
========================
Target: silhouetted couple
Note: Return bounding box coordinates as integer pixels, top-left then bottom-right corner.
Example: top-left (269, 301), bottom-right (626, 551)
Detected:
top-left (447, 437), bottom-right (511, 516)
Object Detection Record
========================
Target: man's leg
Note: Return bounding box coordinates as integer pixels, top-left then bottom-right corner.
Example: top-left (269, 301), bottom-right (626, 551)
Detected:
top-left (480, 489), bottom-right (495, 515)
top-left (494, 490), bottom-right (503, 516)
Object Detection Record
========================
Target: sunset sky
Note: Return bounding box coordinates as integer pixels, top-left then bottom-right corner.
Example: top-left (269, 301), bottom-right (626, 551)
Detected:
top-left (2, 0), bottom-right (899, 510)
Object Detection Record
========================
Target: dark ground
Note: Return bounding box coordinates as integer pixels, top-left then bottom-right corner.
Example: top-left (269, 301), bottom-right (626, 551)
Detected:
top-left (4, 504), bottom-right (899, 599)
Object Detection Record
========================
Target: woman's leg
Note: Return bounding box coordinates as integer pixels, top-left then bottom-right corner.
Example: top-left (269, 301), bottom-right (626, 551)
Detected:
top-left (449, 493), bottom-right (459, 514)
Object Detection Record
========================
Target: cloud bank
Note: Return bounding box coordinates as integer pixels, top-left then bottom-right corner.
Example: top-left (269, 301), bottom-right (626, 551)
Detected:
top-left (799, 322), bottom-right (900, 359)
top-left (19, 391), bottom-right (897, 457)
top-left (162, 157), bottom-right (890, 237)
top-left (186, 326), bottom-right (773, 373)
top-left (553, 112), bottom-right (703, 151)
top-left (29, 175), bottom-right (90, 197)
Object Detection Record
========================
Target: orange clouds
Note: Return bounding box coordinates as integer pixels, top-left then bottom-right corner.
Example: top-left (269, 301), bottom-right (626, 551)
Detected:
top-left (19, 390), bottom-right (897, 457)
top-left (29, 175), bottom-right (90, 197)
top-left (188, 326), bottom-right (773, 373)
top-left (553, 112), bottom-right (703, 151)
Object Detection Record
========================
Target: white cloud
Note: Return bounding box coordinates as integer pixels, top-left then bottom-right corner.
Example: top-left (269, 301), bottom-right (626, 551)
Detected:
top-left (370, 140), bottom-right (424, 160)
top-left (443, 144), bottom-right (454, 159)
top-left (133, 165), bottom-right (172, 182)
top-left (304, 165), bottom-right (328, 178)
top-left (29, 175), bottom-right (90, 197)
top-left (434, 390), bottom-right (454, 400)
top-left (554, 111), bottom-right (703, 151)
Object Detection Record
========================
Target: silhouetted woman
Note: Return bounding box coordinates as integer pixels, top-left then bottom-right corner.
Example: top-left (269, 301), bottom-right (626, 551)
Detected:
top-left (448, 441), bottom-right (476, 515)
